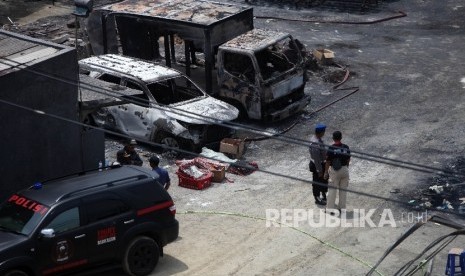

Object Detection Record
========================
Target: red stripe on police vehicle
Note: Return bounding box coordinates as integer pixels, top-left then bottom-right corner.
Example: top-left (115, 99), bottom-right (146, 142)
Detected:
top-left (137, 200), bottom-right (174, 216)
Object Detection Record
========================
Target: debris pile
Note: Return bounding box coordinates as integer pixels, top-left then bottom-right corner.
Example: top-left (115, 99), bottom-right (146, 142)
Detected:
top-left (405, 157), bottom-right (465, 213)
top-left (2, 15), bottom-right (91, 59)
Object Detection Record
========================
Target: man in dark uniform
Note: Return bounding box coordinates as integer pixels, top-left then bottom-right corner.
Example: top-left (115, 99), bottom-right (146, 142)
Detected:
top-left (116, 139), bottom-right (143, 166)
top-left (309, 123), bottom-right (328, 205)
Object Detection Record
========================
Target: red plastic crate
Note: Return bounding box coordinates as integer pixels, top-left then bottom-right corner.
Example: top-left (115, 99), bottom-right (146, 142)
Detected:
top-left (177, 169), bottom-right (213, 190)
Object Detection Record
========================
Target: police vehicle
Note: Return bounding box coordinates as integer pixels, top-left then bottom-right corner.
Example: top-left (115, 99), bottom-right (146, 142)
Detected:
top-left (0, 165), bottom-right (178, 276)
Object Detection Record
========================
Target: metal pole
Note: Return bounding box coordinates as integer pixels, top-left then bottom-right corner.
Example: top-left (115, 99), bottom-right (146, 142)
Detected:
top-left (75, 16), bottom-right (78, 50)
top-left (164, 34), bottom-right (171, 67)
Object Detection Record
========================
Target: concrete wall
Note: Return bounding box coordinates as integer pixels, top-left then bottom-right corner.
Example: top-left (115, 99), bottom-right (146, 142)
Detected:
top-left (0, 31), bottom-right (104, 199)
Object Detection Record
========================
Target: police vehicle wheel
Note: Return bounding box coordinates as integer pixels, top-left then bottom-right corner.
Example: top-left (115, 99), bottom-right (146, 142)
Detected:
top-left (5, 270), bottom-right (28, 276)
top-left (123, 236), bottom-right (159, 276)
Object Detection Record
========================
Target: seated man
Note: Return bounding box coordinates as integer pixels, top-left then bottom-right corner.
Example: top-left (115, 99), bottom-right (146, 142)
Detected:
top-left (116, 139), bottom-right (143, 166)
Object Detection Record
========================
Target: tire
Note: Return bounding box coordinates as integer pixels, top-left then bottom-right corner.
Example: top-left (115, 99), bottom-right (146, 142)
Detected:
top-left (226, 100), bottom-right (248, 121)
top-left (104, 114), bottom-right (117, 129)
top-left (160, 135), bottom-right (180, 150)
top-left (82, 114), bottom-right (96, 131)
top-left (123, 236), bottom-right (159, 276)
top-left (82, 114), bottom-right (95, 126)
top-left (4, 270), bottom-right (28, 276)
top-left (155, 132), bottom-right (182, 158)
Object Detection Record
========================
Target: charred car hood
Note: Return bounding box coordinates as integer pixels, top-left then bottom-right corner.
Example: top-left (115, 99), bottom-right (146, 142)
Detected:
top-left (166, 97), bottom-right (239, 124)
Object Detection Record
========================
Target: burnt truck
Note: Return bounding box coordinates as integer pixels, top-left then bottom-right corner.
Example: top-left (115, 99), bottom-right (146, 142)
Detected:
top-left (86, 0), bottom-right (311, 121)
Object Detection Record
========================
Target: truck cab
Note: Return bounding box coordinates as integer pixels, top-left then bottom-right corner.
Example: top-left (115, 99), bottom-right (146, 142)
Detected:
top-left (217, 29), bottom-right (310, 121)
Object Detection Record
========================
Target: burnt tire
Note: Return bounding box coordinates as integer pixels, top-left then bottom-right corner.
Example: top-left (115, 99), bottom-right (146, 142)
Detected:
top-left (154, 132), bottom-right (182, 157)
top-left (123, 236), bottom-right (159, 276)
top-left (4, 270), bottom-right (28, 276)
top-left (223, 99), bottom-right (248, 121)
top-left (160, 135), bottom-right (181, 150)
top-left (82, 114), bottom-right (96, 131)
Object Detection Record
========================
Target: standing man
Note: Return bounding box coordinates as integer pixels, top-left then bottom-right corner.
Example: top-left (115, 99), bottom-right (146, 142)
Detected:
top-left (116, 139), bottom-right (143, 166)
top-left (309, 123), bottom-right (328, 205)
top-left (325, 131), bottom-right (351, 213)
top-left (149, 156), bottom-right (171, 190)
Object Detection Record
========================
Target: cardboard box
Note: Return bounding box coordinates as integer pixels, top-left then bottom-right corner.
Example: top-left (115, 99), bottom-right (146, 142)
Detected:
top-left (220, 138), bottom-right (245, 158)
top-left (313, 49), bottom-right (335, 65)
top-left (211, 166), bottom-right (226, 183)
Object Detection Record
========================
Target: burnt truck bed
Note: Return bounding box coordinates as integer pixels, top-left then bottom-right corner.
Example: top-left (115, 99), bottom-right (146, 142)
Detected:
top-left (78, 74), bottom-right (141, 121)
top-left (87, 0), bottom-right (254, 94)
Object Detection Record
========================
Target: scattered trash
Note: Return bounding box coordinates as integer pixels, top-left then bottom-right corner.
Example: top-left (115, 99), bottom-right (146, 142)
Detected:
top-left (228, 161), bottom-right (259, 176)
top-left (424, 202), bottom-right (433, 208)
top-left (247, 142), bottom-right (260, 150)
top-left (408, 200), bottom-right (415, 204)
top-left (428, 185), bottom-right (444, 194)
top-left (436, 199), bottom-right (454, 210)
top-left (51, 34), bottom-right (70, 44)
top-left (182, 165), bottom-right (206, 179)
top-left (200, 147), bottom-right (236, 163)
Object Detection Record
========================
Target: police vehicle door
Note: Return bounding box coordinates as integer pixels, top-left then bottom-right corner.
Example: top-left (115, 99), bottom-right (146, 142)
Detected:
top-left (36, 200), bottom-right (90, 275)
top-left (82, 193), bottom-right (133, 263)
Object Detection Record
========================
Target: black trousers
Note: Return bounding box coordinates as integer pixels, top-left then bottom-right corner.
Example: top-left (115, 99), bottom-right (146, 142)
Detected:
top-left (311, 163), bottom-right (328, 199)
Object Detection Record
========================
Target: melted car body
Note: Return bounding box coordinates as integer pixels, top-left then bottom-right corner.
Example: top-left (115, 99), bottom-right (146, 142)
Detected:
top-left (86, 0), bottom-right (310, 122)
top-left (79, 54), bottom-right (239, 151)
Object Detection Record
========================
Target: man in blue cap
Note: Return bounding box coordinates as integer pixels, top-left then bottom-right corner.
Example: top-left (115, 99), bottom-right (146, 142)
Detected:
top-left (309, 123), bottom-right (328, 205)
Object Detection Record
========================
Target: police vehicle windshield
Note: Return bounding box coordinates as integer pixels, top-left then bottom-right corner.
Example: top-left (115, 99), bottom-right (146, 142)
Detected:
top-left (0, 194), bottom-right (49, 235)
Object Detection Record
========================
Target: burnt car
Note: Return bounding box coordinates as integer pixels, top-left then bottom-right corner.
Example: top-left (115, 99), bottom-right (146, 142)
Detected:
top-left (0, 165), bottom-right (179, 276)
top-left (79, 54), bottom-right (239, 151)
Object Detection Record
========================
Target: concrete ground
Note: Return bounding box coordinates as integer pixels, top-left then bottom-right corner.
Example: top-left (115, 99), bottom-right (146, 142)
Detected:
top-left (4, 0), bottom-right (465, 275)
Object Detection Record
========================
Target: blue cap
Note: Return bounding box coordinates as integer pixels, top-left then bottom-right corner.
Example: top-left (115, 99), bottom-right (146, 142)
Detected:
top-left (315, 123), bottom-right (326, 132)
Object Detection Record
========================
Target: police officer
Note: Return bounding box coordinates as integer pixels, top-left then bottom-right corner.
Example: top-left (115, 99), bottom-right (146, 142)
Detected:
top-left (309, 123), bottom-right (328, 205)
top-left (324, 131), bottom-right (351, 213)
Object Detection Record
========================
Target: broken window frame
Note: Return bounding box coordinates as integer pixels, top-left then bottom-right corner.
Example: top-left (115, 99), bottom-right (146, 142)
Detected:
top-left (254, 36), bottom-right (304, 83)
top-left (223, 52), bottom-right (257, 84)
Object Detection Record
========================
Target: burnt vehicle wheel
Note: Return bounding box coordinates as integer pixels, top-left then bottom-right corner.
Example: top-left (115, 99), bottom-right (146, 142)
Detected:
top-left (123, 236), bottom-right (159, 276)
top-left (82, 114), bottom-right (95, 127)
top-left (104, 114), bottom-right (117, 129)
top-left (4, 270), bottom-right (29, 276)
top-left (161, 136), bottom-right (180, 149)
top-left (231, 102), bottom-right (248, 121)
